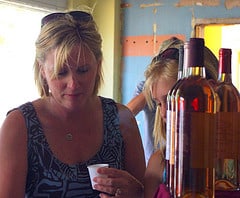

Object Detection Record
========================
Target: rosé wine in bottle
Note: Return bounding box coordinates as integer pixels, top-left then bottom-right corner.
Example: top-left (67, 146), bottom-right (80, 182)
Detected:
top-left (173, 38), bottom-right (217, 198)
top-left (215, 48), bottom-right (240, 193)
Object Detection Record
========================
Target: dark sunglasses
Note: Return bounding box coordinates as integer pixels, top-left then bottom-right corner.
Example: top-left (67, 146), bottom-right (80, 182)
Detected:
top-left (152, 48), bottom-right (179, 63)
top-left (41, 11), bottom-right (93, 27)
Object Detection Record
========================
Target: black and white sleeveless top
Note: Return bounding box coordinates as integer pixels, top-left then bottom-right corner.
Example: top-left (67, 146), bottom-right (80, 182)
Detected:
top-left (17, 97), bottom-right (124, 198)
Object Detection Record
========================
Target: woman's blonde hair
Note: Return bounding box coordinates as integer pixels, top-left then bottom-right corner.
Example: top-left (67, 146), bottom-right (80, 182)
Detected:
top-left (34, 12), bottom-right (103, 97)
top-left (144, 59), bottom-right (179, 154)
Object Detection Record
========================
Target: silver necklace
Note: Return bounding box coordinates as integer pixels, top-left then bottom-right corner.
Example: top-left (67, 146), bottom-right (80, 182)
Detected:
top-left (66, 133), bottom-right (73, 141)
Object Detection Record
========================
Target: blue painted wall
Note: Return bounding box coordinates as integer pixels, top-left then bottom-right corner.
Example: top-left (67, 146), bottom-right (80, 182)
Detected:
top-left (122, 0), bottom-right (240, 39)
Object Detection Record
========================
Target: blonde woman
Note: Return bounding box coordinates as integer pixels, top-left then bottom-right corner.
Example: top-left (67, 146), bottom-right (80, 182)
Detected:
top-left (0, 11), bottom-right (145, 198)
top-left (144, 50), bottom-right (180, 198)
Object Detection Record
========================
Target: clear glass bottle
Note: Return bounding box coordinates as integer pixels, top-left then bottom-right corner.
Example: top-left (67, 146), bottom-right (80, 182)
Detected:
top-left (215, 48), bottom-right (240, 192)
top-left (166, 44), bottom-right (184, 195)
top-left (173, 38), bottom-right (217, 198)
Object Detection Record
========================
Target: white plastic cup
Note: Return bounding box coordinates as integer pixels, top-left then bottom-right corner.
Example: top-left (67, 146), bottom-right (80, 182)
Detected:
top-left (87, 163), bottom-right (109, 189)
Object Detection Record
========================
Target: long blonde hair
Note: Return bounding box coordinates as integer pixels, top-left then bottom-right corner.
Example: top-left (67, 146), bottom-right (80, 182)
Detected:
top-left (144, 59), bottom-right (179, 155)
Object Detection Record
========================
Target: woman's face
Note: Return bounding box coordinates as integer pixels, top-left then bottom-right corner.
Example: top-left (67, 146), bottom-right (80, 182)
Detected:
top-left (41, 45), bottom-right (99, 110)
top-left (151, 77), bottom-right (176, 123)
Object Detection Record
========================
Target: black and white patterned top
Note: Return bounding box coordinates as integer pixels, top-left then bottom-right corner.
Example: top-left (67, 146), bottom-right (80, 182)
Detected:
top-left (16, 97), bottom-right (124, 198)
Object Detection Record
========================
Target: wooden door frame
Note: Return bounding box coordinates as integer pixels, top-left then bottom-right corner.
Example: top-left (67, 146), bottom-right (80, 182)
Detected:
top-left (192, 17), bottom-right (240, 37)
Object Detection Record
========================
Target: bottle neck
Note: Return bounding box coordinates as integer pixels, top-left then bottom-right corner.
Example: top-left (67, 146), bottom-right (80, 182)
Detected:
top-left (183, 38), bottom-right (205, 78)
top-left (177, 45), bottom-right (184, 80)
top-left (218, 73), bottom-right (232, 83)
top-left (218, 48), bottom-right (232, 83)
top-left (186, 66), bottom-right (206, 78)
top-left (177, 71), bottom-right (183, 80)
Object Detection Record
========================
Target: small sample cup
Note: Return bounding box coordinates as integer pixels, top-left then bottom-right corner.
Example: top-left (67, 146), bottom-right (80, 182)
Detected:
top-left (87, 163), bottom-right (109, 189)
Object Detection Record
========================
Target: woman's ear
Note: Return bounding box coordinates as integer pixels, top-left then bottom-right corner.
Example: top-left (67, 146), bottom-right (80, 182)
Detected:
top-left (96, 59), bottom-right (102, 73)
top-left (97, 59), bottom-right (102, 67)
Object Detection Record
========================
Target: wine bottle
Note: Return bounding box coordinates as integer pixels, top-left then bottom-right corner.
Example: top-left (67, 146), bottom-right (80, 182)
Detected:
top-left (165, 44), bottom-right (184, 195)
top-left (173, 38), bottom-right (217, 198)
top-left (215, 48), bottom-right (240, 192)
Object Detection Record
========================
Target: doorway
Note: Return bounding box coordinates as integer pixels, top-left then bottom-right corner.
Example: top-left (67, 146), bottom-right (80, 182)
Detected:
top-left (194, 18), bottom-right (240, 91)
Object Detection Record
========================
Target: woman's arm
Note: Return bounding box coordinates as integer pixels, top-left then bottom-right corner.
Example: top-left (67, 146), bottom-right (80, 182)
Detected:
top-left (118, 103), bottom-right (146, 182)
top-left (126, 92), bottom-right (146, 116)
top-left (95, 103), bottom-right (146, 198)
top-left (0, 110), bottom-right (27, 197)
top-left (144, 149), bottom-right (165, 198)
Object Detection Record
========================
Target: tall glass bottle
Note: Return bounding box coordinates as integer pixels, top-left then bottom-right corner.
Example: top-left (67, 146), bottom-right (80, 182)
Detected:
top-left (173, 38), bottom-right (217, 198)
top-left (215, 48), bottom-right (240, 192)
top-left (166, 44), bottom-right (184, 195)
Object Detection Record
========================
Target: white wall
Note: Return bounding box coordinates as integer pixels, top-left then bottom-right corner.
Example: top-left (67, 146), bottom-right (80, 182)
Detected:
top-left (2, 0), bottom-right (67, 11)
top-left (0, 2), bottom-right (49, 126)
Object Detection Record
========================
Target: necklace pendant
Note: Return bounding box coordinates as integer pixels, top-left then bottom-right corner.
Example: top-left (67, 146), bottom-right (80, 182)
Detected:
top-left (66, 133), bottom-right (73, 141)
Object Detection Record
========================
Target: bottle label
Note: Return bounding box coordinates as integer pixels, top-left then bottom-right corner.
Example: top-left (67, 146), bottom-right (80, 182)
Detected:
top-left (187, 112), bottom-right (216, 168)
top-left (170, 111), bottom-right (176, 165)
top-left (166, 109), bottom-right (171, 160)
top-left (216, 112), bottom-right (240, 159)
top-left (215, 112), bottom-right (240, 188)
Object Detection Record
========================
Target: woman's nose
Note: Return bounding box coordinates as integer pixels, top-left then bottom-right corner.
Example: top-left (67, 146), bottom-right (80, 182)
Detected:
top-left (67, 74), bottom-right (79, 88)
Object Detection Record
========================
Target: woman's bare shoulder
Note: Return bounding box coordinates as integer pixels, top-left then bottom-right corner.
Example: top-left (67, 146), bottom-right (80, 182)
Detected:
top-left (116, 103), bottom-right (139, 134)
top-left (116, 102), bottom-right (134, 117)
top-left (0, 107), bottom-right (28, 197)
top-left (0, 108), bottom-right (27, 140)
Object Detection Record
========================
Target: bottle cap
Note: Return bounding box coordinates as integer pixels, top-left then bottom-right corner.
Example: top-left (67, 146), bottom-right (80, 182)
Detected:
top-left (188, 38), bottom-right (204, 67)
top-left (219, 48), bottom-right (232, 73)
top-left (178, 45), bottom-right (184, 72)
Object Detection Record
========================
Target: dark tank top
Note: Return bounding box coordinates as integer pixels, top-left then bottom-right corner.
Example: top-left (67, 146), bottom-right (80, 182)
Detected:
top-left (16, 97), bottom-right (124, 198)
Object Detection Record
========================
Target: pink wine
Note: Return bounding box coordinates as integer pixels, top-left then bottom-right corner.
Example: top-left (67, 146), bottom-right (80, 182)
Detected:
top-left (215, 48), bottom-right (240, 192)
top-left (173, 38), bottom-right (216, 198)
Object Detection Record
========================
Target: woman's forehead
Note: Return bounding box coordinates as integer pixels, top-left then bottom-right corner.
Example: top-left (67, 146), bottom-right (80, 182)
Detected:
top-left (152, 77), bottom-right (176, 97)
top-left (43, 44), bottom-right (97, 69)
top-left (55, 44), bottom-right (96, 65)
top-left (69, 44), bottom-right (95, 59)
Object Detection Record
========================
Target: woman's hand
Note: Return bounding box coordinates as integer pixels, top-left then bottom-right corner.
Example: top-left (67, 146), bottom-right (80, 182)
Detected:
top-left (93, 167), bottom-right (143, 198)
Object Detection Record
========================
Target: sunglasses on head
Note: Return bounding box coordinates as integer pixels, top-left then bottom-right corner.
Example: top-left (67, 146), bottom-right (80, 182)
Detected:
top-left (41, 11), bottom-right (93, 27)
top-left (153, 48), bottom-right (179, 62)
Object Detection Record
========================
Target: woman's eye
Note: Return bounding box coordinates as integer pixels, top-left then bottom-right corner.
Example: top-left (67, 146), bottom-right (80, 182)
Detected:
top-left (58, 68), bottom-right (68, 76)
top-left (77, 65), bottom-right (89, 74)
